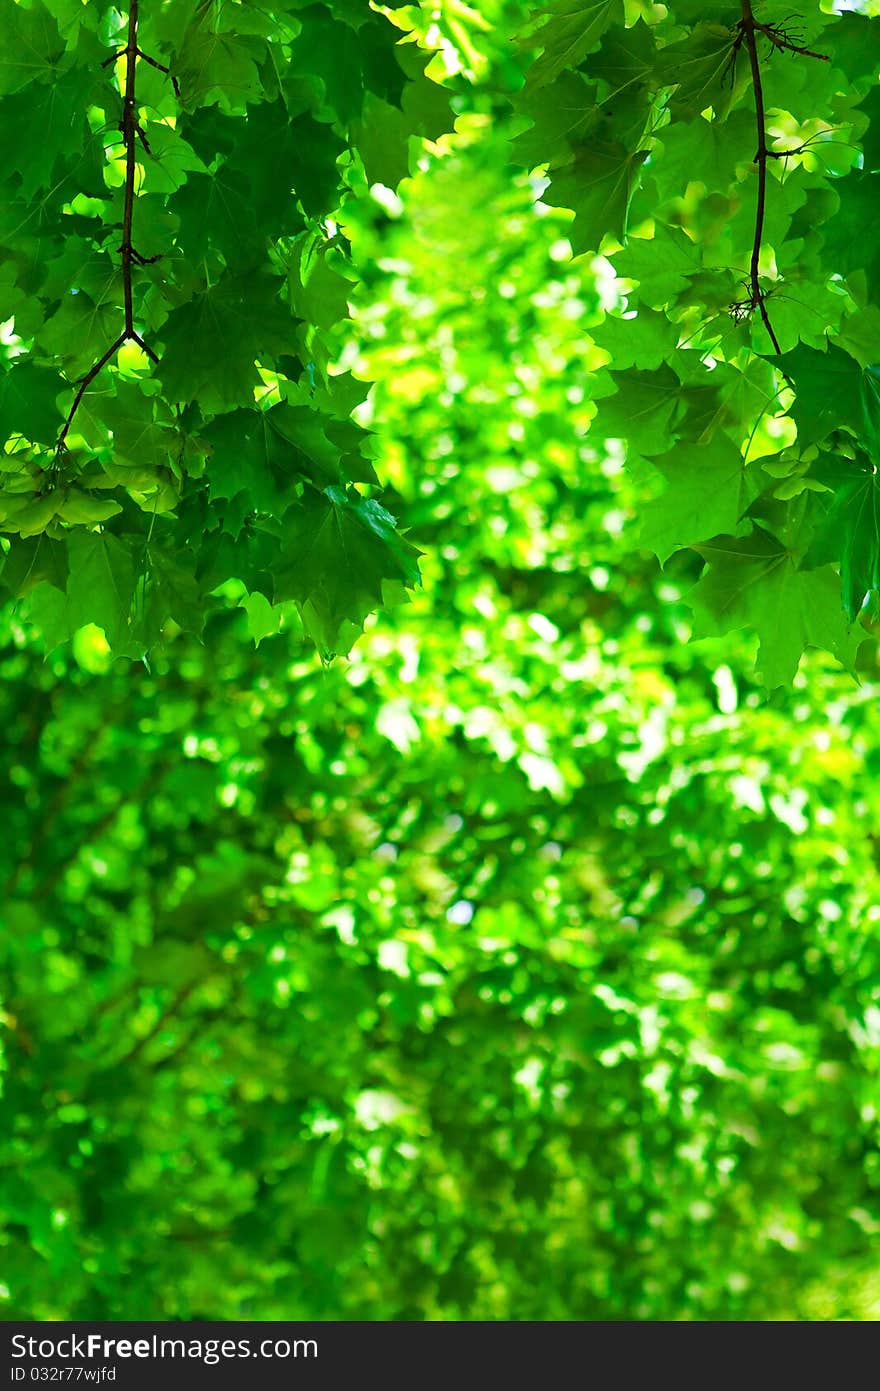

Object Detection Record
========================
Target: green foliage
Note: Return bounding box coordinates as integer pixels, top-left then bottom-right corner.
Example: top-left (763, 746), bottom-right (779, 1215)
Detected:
top-left (2, 104), bottom-right (880, 1323)
top-left (2, 0), bottom-right (880, 1328)
top-left (511, 0), bottom-right (880, 677)
top-left (0, 0), bottom-right (447, 658)
top-left (2, 0), bottom-right (879, 676)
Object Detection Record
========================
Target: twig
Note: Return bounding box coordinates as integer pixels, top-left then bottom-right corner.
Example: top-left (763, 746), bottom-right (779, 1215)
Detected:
top-left (753, 20), bottom-right (828, 61)
top-left (730, 4), bottom-right (828, 352)
top-left (55, 3), bottom-right (173, 457)
top-left (736, 0), bottom-right (782, 353)
top-left (101, 43), bottom-right (180, 95)
top-left (55, 334), bottom-right (126, 451)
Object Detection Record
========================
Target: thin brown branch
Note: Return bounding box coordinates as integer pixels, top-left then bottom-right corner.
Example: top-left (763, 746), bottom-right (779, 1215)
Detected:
top-left (55, 334), bottom-right (126, 451)
top-left (737, 0), bottom-right (782, 354)
top-left (55, 4), bottom-right (173, 457)
top-left (121, 3), bottom-right (139, 338)
top-left (134, 47), bottom-right (181, 96)
top-left (753, 21), bottom-right (828, 61)
top-left (731, 5), bottom-right (830, 351)
top-left (100, 44), bottom-right (180, 94)
top-left (130, 329), bottom-right (159, 363)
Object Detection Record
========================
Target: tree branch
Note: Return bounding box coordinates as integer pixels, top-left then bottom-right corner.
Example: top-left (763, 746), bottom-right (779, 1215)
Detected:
top-left (55, 3), bottom-right (172, 457)
top-left (55, 334), bottom-right (126, 452)
top-left (121, 4), bottom-right (140, 342)
top-left (753, 20), bottom-right (828, 62)
top-left (731, 5), bottom-right (829, 352)
top-left (736, 0), bottom-right (781, 354)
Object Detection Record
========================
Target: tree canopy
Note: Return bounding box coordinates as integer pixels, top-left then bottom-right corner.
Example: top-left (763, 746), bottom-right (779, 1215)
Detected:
top-left (0, 0), bottom-right (878, 677)
top-left (1, 0), bottom-right (879, 1324)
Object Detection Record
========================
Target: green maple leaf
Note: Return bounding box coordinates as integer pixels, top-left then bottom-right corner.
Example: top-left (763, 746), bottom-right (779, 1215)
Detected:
top-left (194, 517), bottom-right (281, 603)
top-left (550, 141), bottom-right (648, 256)
top-left (169, 166), bottom-right (262, 270)
top-left (657, 23), bottom-right (747, 124)
top-left (350, 91), bottom-right (417, 187)
top-left (157, 273), bottom-right (298, 411)
top-left (637, 439), bottom-right (760, 564)
top-left (807, 453), bottom-right (880, 620)
top-left (273, 486), bottom-right (420, 652)
top-left (654, 109), bottom-right (756, 202)
top-left (239, 589), bottom-right (284, 646)
top-left (857, 85), bottom-right (880, 174)
top-left (37, 290), bottom-right (119, 376)
top-left (0, 363), bottom-right (63, 445)
top-left (512, 70), bottom-right (599, 171)
top-left (173, 10), bottom-right (266, 112)
top-left (522, 0), bottom-right (622, 91)
top-left (0, 0), bottom-right (62, 96)
top-left (825, 13), bottom-right (880, 95)
top-left (770, 343), bottom-right (868, 448)
top-left (0, 533), bottom-right (67, 599)
top-left (286, 232), bottom-right (354, 334)
top-left (64, 530), bottom-right (138, 651)
top-left (139, 547), bottom-right (206, 641)
top-left (588, 20), bottom-right (657, 99)
top-left (690, 528), bottom-right (863, 686)
top-left (754, 277), bottom-right (847, 357)
top-left (95, 383), bottom-right (180, 487)
top-left (38, 243), bottom-right (121, 313)
top-left (592, 364), bottom-right (683, 454)
top-left (249, 108), bottom-right (345, 220)
top-left (611, 223), bottom-right (703, 308)
top-left (22, 578), bottom-right (70, 650)
top-left (0, 65), bottom-right (94, 199)
top-left (862, 364), bottom-right (880, 458)
top-left (179, 102), bottom-right (344, 238)
top-left (25, 531), bottom-right (139, 653)
top-left (591, 308), bottom-right (678, 372)
top-left (819, 169), bottom-right (880, 302)
top-left (286, 8), bottom-right (403, 124)
top-left (204, 403), bottom-right (330, 515)
top-left (352, 69), bottom-right (451, 188)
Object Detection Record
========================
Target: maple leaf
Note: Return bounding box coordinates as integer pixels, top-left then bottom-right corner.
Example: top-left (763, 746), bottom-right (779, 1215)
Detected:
top-left (637, 439), bottom-right (761, 564)
top-left (592, 365), bottom-right (683, 455)
top-left (0, 0), bottom-right (62, 96)
top-left (690, 529), bottom-right (863, 686)
top-left (610, 225), bottom-right (703, 308)
top-left (550, 141), bottom-right (648, 256)
top-left (522, 0), bottom-right (622, 91)
top-left (273, 487), bottom-right (420, 653)
top-left (204, 405), bottom-right (326, 516)
top-left (157, 274), bottom-right (299, 412)
top-left (657, 24), bottom-right (748, 124)
top-left (0, 364), bottom-right (63, 445)
top-left (807, 453), bottom-right (880, 620)
top-left (0, 65), bottom-right (95, 200)
top-left (591, 309), bottom-right (678, 373)
top-left (770, 344), bottom-right (867, 448)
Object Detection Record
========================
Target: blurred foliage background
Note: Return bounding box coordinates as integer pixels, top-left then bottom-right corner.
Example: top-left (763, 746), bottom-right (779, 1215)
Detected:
top-left (2, 0), bottom-right (880, 1322)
